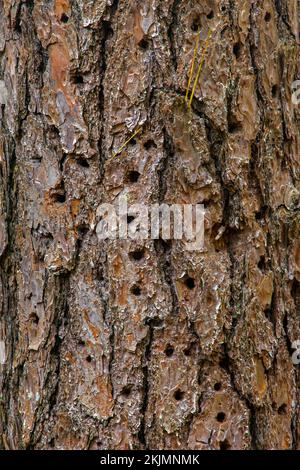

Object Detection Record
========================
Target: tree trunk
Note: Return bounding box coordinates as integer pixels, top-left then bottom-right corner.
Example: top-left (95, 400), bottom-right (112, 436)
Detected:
top-left (0, 0), bottom-right (299, 450)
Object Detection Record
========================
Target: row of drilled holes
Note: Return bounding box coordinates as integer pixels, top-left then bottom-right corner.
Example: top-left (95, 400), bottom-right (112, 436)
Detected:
top-left (62, 8), bottom-right (273, 85)
top-left (60, 8), bottom-right (271, 452)
top-left (60, 7), bottom-right (152, 198)
top-left (192, 8), bottom-right (271, 31)
top-left (80, 338), bottom-right (295, 452)
top-left (52, 139), bottom-right (157, 204)
top-left (129, 242), bottom-right (196, 297)
top-left (129, 277), bottom-right (195, 297)
top-left (72, 340), bottom-right (291, 424)
top-left (128, 242), bottom-right (198, 421)
top-left (125, 139), bottom-right (157, 184)
top-left (164, 343), bottom-right (225, 424)
top-left (60, 11), bottom-right (152, 52)
top-left (164, 343), bottom-right (196, 358)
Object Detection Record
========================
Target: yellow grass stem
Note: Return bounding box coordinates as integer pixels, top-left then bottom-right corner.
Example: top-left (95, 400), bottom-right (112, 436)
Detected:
top-left (185, 29), bottom-right (201, 103)
top-left (188, 29), bottom-right (212, 109)
top-left (112, 127), bottom-right (142, 158)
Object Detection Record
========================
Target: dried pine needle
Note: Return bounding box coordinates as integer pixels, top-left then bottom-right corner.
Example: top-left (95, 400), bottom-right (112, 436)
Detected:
top-left (188, 28), bottom-right (212, 109)
top-left (112, 127), bottom-right (142, 158)
top-left (185, 29), bottom-right (201, 103)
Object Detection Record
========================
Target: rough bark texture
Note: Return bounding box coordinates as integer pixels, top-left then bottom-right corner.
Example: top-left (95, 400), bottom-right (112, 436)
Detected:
top-left (0, 0), bottom-right (300, 450)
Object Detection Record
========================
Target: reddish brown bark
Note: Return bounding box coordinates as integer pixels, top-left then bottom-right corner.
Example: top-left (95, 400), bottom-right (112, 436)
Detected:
top-left (0, 0), bottom-right (300, 450)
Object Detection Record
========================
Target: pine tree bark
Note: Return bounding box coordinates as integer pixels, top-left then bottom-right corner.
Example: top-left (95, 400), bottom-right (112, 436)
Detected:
top-left (0, 0), bottom-right (300, 450)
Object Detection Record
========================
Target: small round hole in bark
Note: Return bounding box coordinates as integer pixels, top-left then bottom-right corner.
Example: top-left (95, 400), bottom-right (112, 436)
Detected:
top-left (220, 439), bottom-right (231, 450)
top-left (265, 12), bottom-right (271, 22)
top-left (164, 344), bottom-right (174, 357)
top-left (228, 122), bottom-right (242, 134)
top-left (78, 339), bottom-right (85, 347)
top-left (191, 16), bottom-right (201, 32)
top-left (207, 10), bottom-right (214, 19)
top-left (73, 75), bottom-right (84, 84)
top-left (272, 84), bottom-right (278, 98)
top-left (258, 256), bottom-right (266, 271)
top-left (77, 157), bottom-right (89, 168)
top-left (86, 355), bottom-right (92, 363)
top-left (60, 13), bottom-right (69, 23)
top-left (129, 138), bottom-right (137, 146)
top-left (129, 249), bottom-right (145, 261)
top-left (214, 382), bottom-right (222, 391)
top-left (131, 285), bottom-right (141, 296)
top-left (255, 206), bottom-right (268, 220)
top-left (216, 411), bottom-right (226, 422)
top-left (127, 215), bottom-right (135, 224)
top-left (174, 389), bottom-right (185, 401)
top-left (121, 385), bottom-right (132, 397)
top-left (77, 225), bottom-right (89, 237)
top-left (138, 38), bottom-right (149, 50)
top-left (185, 277), bottom-right (195, 289)
top-left (144, 139), bottom-right (157, 150)
top-left (52, 192), bottom-right (66, 203)
top-left (30, 312), bottom-right (39, 325)
top-left (278, 403), bottom-right (287, 415)
top-left (127, 170), bottom-right (140, 183)
top-left (233, 42), bottom-right (242, 59)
